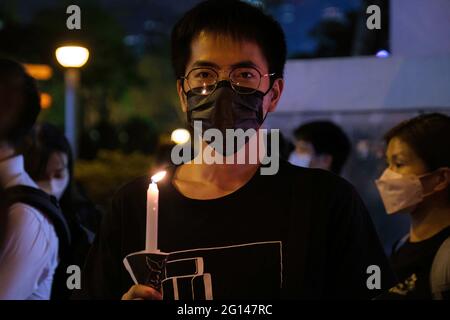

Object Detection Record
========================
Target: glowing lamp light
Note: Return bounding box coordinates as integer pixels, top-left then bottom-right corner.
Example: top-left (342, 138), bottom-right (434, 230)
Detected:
top-left (55, 46), bottom-right (90, 68)
top-left (375, 50), bottom-right (390, 58)
top-left (23, 64), bottom-right (53, 80)
top-left (40, 92), bottom-right (52, 109)
top-left (171, 128), bottom-right (190, 145)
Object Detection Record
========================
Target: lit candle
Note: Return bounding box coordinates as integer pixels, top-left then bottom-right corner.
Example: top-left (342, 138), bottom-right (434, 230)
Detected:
top-left (146, 171), bottom-right (166, 252)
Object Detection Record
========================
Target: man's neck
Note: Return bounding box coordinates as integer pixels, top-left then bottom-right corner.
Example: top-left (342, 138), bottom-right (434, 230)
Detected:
top-left (410, 197), bottom-right (450, 242)
top-left (0, 143), bottom-right (15, 162)
top-left (173, 133), bottom-right (265, 198)
top-left (190, 146), bottom-right (260, 186)
top-left (189, 133), bottom-right (264, 185)
top-left (175, 160), bottom-right (259, 200)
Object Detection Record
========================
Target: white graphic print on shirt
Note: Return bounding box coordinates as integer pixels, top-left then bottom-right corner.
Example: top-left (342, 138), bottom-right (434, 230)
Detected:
top-left (124, 241), bottom-right (283, 299)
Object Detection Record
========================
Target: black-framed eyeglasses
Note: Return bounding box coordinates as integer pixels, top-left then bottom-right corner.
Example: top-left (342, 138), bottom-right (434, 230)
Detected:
top-left (179, 67), bottom-right (276, 96)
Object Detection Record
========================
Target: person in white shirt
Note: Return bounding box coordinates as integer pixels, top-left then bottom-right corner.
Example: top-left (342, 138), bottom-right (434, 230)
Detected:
top-left (0, 58), bottom-right (59, 300)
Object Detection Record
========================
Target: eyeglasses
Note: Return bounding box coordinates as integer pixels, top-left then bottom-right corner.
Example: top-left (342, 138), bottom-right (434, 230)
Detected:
top-left (180, 67), bottom-right (275, 95)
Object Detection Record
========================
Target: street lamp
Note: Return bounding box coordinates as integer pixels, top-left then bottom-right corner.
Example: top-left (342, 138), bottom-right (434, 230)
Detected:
top-left (55, 45), bottom-right (89, 157)
top-left (171, 128), bottom-right (190, 144)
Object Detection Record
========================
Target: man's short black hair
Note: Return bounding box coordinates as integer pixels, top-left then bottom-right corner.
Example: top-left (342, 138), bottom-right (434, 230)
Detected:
top-left (171, 0), bottom-right (287, 79)
top-left (294, 121), bottom-right (351, 174)
top-left (0, 58), bottom-right (40, 147)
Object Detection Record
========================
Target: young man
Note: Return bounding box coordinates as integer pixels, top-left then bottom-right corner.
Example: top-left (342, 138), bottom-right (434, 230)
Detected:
top-left (0, 58), bottom-right (59, 299)
top-left (289, 121), bottom-right (352, 175)
top-left (79, 0), bottom-right (395, 299)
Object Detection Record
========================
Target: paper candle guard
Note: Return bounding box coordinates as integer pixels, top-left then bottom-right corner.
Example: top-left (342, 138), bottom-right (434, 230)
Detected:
top-left (123, 251), bottom-right (169, 291)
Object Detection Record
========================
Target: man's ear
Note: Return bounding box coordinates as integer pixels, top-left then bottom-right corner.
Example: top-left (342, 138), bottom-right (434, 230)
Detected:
top-left (432, 168), bottom-right (450, 192)
top-left (267, 78), bottom-right (284, 113)
top-left (177, 80), bottom-right (188, 113)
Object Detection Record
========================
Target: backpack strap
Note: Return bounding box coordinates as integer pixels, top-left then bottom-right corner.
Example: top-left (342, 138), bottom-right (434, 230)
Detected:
top-left (392, 233), bottom-right (410, 254)
top-left (430, 236), bottom-right (450, 300)
top-left (4, 185), bottom-right (72, 260)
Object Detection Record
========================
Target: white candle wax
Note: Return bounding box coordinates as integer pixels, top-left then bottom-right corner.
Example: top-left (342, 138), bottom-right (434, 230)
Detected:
top-left (146, 171), bottom-right (166, 252)
top-left (146, 181), bottom-right (159, 252)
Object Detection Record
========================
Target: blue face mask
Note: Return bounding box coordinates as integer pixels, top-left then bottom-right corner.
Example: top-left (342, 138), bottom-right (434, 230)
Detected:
top-left (288, 152), bottom-right (312, 168)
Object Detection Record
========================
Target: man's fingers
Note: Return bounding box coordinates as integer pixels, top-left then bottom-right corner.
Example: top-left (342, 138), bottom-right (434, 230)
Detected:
top-left (122, 284), bottom-right (163, 300)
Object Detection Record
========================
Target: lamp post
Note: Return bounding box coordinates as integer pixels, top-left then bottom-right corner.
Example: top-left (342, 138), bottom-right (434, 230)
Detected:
top-left (55, 45), bottom-right (89, 158)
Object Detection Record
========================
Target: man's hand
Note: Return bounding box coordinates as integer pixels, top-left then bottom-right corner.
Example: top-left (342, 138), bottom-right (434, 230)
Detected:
top-left (121, 284), bottom-right (163, 300)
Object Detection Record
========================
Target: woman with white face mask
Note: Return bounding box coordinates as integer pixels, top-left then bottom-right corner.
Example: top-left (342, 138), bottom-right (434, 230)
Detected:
top-left (21, 123), bottom-right (102, 300)
top-left (375, 113), bottom-right (450, 299)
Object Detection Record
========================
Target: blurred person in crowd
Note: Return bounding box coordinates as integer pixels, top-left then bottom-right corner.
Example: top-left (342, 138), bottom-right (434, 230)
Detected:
top-left (21, 122), bottom-right (102, 300)
top-left (289, 120), bottom-right (351, 175)
top-left (274, 131), bottom-right (294, 161)
top-left (0, 58), bottom-right (58, 299)
top-left (78, 0), bottom-right (394, 300)
top-left (376, 113), bottom-right (450, 299)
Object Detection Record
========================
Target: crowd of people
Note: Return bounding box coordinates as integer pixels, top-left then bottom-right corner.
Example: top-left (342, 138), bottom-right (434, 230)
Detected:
top-left (0, 0), bottom-right (449, 300)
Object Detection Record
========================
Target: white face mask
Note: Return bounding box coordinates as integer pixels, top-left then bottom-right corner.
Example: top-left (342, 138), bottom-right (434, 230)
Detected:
top-left (37, 176), bottom-right (69, 201)
top-left (375, 168), bottom-right (435, 215)
top-left (288, 152), bottom-right (312, 168)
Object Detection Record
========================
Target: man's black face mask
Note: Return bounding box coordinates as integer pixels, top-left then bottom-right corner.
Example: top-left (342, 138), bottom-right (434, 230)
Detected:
top-left (186, 81), bottom-right (268, 155)
top-left (186, 81), bottom-right (266, 131)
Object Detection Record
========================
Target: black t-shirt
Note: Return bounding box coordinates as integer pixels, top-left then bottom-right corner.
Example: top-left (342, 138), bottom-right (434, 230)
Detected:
top-left (76, 159), bottom-right (395, 299)
top-left (389, 227), bottom-right (450, 299)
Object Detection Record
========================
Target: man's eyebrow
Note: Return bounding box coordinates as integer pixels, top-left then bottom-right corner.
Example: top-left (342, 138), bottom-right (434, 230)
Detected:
top-left (191, 60), bottom-right (220, 69)
top-left (190, 60), bottom-right (260, 70)
top-left (230, 61), bottom-right (259, 69)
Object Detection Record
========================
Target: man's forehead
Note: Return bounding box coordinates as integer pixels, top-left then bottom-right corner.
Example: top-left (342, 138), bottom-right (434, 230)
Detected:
top-left (188, 32), bottom-right (268, 70)
top-left (194, 31), bottom-right (250, 48)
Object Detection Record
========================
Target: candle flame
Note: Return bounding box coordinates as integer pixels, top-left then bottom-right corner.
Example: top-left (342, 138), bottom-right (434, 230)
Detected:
top-left (151, 171), bottom-right (167, 183)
